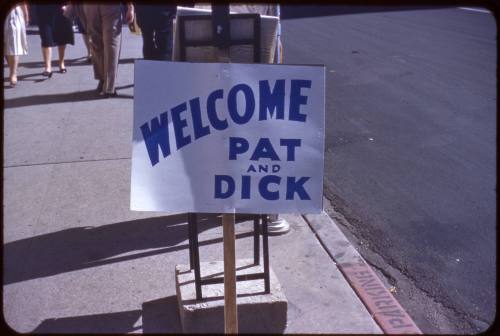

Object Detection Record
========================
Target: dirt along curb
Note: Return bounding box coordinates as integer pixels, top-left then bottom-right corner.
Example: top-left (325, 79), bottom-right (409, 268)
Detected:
top-left (303, 212), bottom-right (422, 334)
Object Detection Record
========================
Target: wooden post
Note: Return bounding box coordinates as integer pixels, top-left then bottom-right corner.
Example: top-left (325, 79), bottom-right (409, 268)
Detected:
top-left (222, 212), bottom-right (238, 334)
top-left (218, 49), bottom-right (236, 336)
top-left (212, 5), bottom-right (237, 333)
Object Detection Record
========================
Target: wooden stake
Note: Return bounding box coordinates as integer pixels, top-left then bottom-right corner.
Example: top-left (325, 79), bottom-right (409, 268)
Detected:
top-left (214, 5), bottom-right (237, 333)
top-left (223, 211), bottom-right (238, 334)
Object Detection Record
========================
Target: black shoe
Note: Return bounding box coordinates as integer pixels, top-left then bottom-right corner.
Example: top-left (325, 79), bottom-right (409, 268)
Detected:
top-left (42, 71), bottom-right (53, 78)
top-left (59, 68), bottom-right (67, 73)
top-left (96, 81), bottom-right (104, 93)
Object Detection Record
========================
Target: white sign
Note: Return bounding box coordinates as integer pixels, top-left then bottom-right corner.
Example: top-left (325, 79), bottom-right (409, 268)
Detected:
top-left (131, 61), bottom-right (325, 214)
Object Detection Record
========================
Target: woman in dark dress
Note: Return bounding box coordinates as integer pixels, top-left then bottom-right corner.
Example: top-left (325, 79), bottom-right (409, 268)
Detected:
top-left (134, 4), bottom-right (177, 60)
top-left (35, 3), bottom-right (74, 76)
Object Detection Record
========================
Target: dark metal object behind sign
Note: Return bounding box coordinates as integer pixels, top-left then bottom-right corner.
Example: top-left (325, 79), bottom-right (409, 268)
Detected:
top-left (177, 13), bottom-right (261, 63)
top-left (187, 214), bottom-right (271, 300)
top-left (212, 4), bottom-right (230, 49)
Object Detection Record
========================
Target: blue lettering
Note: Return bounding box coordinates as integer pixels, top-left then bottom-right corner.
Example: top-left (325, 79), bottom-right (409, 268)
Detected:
top-left (247, 165), bottom-right (257, 173)
top-left (289, 80), bottom-right (311, 122)
top-left (259, 79), bottom-right (285, 120)
top-left (229, 137), bottom-right (249, 160)
top-left (228, 84), bottom-right (255, 124)
top-left (190, 97), bottom-right (210, 140)
top-left (250, 138), bottom-right (280, 161)
top-left (280, 139), bottom-right (302, 161)
top-left (171, 102), bottom-right (191, 150)
top-left (286, 176), bottom-right (311, 200)
top-left (140, 112), bottom-right (171, 166)
top-left (207, 89), bottom-right (228, 130)
top-left (241, 175), bottom-right (251, 199)
top-left (258, 165), bottom-right (269, 173)
top-left (214, 175), bottom-right (234, 199)
top-left (259, 175), bottom-right (281, 200)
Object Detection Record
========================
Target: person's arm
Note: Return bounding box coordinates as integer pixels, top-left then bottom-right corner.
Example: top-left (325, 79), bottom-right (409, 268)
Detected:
top-left (126, 3), bottom-right (134, 24)
top-left (21, 2), bottom-right (29, 25)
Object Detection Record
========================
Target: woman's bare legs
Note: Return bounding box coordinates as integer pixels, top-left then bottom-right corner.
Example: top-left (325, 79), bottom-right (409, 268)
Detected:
top-left (42, 46), bottom-right (52, 73)
top-left (57, 45), bottom-right (66, 71)
top-left (5, 55), bottom-right (19, 85)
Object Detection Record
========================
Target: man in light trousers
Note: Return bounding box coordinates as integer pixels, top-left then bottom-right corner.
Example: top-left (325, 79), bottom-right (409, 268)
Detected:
top-left (83, 4), bottom-right (134, 97)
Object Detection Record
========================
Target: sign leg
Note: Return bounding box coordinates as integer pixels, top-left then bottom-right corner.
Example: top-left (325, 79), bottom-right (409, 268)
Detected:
top-left (223, 212), bottom-right (238, 334)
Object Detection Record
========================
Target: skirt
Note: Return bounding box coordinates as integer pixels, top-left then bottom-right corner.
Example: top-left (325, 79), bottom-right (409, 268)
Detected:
top-left (35, 4), bottom-right (74, 47)
top-left (4, 6), bottom-right (28, 56)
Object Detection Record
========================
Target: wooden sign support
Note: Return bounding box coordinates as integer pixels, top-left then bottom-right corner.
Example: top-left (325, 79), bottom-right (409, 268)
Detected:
top-left (222, 212), bottom-right (238, 333)
top-left (213, 5), bottom-right (238, 334)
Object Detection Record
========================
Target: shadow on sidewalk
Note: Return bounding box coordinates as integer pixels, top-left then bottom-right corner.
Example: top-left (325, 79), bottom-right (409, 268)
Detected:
top-left (32, 295), bottom-right (181, 333)
top-left (19, 60), bottom-right (84, 69)
top-left (4, 89), bottom-right (112, 108)
top-left (4, 82), bottom-right (135, 107)
top-left (19, 57), bottom-right (136, 69)
top-left (15, 73), bottom-right (51, 83)
top-left (4, 214), bottom-right (255, 285)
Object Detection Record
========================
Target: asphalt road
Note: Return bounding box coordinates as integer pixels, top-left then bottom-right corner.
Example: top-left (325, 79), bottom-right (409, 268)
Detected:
top-left (281, 6), bottom-right (496, 334)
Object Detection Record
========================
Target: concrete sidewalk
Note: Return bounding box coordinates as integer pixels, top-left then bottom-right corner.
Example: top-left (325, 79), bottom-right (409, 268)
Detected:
top-left (3, 26), bottom-right (382, 333)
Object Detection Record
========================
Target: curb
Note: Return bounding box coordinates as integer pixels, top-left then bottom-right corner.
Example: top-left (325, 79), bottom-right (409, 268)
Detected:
top-left (303, 212), bottom-right (422, 334)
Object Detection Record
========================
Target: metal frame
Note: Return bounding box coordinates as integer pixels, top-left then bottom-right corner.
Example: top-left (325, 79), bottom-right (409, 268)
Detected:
top-left (181, 7), bottom-right (269, 301)
top-left (187, 214), bottom-right (271, 300)
top-left (178, 13), bottom-right (262, 63)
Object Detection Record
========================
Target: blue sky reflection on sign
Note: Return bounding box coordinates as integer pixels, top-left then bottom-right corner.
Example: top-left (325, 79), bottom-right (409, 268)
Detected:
top-left (131, 61), bottom-right (325, 214)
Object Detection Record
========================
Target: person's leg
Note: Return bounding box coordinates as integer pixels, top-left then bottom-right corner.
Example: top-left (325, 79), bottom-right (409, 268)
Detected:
top-left (153, 27), bottom-right (172, 60)
top-left (11, 55), bottom-right (19, 83)
top-left (153, 14), bottom-right (173, 61)
top-left (57, 45), bottom-right (67, 72)
top-left (74, 16), bottom-right (90, 59)
top-left (83, 5), bottom-right (104, 88)
top-left (140, 26), bottom-right (156, 60)
top-left (5, 56), bottom-right (13, 77)
top-left (135, 8), bottom-right (156, 60)
top-left (101, 5), bottom-right (122, 95)
top-left (83, 33), bottom-right (92, 59)
top-left (36, 6), bottom-right (55, 75)
top-left (5, 55), bottom-right (19, 85)
top-left (42, 46), bottom-right (52, 73)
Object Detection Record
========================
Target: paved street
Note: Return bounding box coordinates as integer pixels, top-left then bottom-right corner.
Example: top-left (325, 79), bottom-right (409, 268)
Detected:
top-left (282, 6), bottom-right (496, 333)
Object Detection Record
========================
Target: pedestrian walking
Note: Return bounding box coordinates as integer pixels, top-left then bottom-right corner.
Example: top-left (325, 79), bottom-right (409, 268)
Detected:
top-left (4, 3), bottom-right (29, 87)
top-left (83, 3), bottom-right (134, 97)
top-left (134, 3), bottom-right (177, 60)
top-left (74, 16), bottom-right (92, 62)
top-left (62, 3), bottom-right (92, 63)
top-left (34, 2), bottom-right (74, 77)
